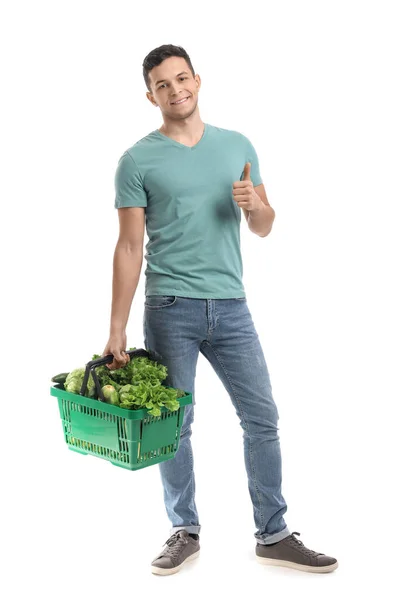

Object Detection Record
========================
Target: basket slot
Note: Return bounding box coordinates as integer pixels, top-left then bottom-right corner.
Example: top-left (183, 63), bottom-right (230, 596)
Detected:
top-left (117, 417), bottom-right (129, 455)
top-left (140, 441), bottom-right (177, 463)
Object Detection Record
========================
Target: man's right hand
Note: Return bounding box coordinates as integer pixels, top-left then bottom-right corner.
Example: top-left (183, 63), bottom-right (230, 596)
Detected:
top-left (102, 332), bottom-right (130, 370)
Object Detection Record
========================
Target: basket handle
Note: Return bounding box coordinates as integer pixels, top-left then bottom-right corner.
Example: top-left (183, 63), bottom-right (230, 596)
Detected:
top-left (80, 348), bottom-right (150, 402)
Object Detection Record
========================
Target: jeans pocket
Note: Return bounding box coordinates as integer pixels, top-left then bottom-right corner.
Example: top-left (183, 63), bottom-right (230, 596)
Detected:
top-left (144, 295), bottom-right (178, 309)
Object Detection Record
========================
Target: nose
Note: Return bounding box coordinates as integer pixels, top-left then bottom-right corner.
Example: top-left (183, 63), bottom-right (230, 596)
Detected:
top-left (170, 84), bottom-right (185, 96)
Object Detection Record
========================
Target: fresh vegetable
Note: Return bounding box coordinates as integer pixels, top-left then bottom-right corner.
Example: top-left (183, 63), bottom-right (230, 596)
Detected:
top-left (87, 384), bottom-right (96, 399)
top-left (92, 351), bottom-right (168, 389)
top-left (118, 382), bottom-right (180, 416)
top-left (51, 372), bottom-right (69, 388)
top-left (101, 385), bottom-right (120, 406)
top-left (64, 368), bottom-right (95, 396)
top-left (52, 348), bottom-right (187, 417)
top-left (92, 349), bottom-right (186, 416)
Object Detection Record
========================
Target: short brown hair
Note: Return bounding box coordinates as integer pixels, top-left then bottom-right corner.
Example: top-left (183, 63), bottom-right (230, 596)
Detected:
top-left (142, 44), bottom-right (195, 93)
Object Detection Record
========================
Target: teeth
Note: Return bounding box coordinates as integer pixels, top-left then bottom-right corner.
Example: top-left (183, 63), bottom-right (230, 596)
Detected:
top-left (172, 97), bottom-right (189, 104)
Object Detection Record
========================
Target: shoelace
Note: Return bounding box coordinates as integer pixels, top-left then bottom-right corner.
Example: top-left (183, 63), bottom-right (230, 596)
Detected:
top-left (157, 531), bottom-right (190, 559)
top-left (287, 531), bottom-right (323, 557)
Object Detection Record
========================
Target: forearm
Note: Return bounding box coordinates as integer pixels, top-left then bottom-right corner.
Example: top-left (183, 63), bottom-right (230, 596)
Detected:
top-left (248, 203), bottom-right (275, 237)
top-left (109, 244), bottom-right (143, 334)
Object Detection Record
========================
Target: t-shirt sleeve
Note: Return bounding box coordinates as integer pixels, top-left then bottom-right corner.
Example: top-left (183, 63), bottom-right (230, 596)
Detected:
top-left (114, 151), bottom-right (148, 208)
top-left (241, 135), bottom-right (263, 187)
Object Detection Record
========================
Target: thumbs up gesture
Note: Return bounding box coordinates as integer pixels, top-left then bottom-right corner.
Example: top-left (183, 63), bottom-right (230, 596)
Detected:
top-left (232, 163), bottom-right (262, 212)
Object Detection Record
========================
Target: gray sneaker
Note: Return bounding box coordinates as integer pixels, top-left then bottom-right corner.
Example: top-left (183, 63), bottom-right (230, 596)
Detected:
top-left (256, 531), bottom-right (338, 573)
top-left (151, 530), bottom-right (200, 576)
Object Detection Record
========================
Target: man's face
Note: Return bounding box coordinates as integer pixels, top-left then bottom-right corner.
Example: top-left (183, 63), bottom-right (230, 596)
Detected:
top-left (147, 56), bottom-right (200, 119)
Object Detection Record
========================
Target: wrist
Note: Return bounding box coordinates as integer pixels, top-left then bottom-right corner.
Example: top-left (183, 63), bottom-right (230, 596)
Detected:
top-left (248, 200), bottom-right (266, 215)
top-left (110, 324), bottom-right (126, 336)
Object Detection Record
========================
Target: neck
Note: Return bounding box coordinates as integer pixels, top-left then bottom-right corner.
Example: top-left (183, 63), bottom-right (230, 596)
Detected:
top-left (160, 109), bottom-right (204, 142)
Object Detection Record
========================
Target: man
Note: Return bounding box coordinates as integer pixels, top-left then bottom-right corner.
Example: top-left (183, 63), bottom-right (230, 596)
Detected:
top-left (102, 44), bottom-right (338, 576)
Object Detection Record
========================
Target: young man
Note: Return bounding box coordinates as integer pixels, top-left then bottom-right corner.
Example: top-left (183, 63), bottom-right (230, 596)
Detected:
top-left (102, 44), bottom-right (338, 576)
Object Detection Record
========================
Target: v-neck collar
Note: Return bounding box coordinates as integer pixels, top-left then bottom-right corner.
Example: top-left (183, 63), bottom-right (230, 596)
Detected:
top-left (155, 122), bottom-right (208, 151)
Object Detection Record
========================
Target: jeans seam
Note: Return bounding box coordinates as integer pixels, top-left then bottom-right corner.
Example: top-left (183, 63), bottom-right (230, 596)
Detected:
top-left (201, 340), bottom-right (264, 533)
top-left (144, 299), bottom-right (177, 310)
top-left (189, 440), bottom-right (194, 514)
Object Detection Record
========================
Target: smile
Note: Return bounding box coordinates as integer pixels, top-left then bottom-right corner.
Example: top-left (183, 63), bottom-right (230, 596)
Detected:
top-left (171, 96), bottom-right (190, 105)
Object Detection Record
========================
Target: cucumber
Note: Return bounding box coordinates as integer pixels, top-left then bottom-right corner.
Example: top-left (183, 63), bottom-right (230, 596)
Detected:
top-left (51, 372), bottom-right (69, 385)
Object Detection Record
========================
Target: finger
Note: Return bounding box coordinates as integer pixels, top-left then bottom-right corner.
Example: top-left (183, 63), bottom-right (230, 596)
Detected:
top-left (107, 362), bottom-right (119, 370)
top-left (107, 355), bottom-right (119, 370)
top-left (235, 196), bottom-right (251, 204)
top-left (233, 180), bottom-right (252, 188)
top-left (115, 352), bottom-right (128, 367)
top-left (243, 162), bottom-right (251, 181)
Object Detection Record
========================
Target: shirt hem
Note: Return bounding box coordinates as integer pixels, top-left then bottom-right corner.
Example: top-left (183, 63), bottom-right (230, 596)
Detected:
top-left (145, 290), bottom-right (246, 299)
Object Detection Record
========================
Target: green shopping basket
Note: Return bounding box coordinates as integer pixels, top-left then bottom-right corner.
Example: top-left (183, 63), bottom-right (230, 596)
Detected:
top-left (50, 348), bottom-right (193, 471)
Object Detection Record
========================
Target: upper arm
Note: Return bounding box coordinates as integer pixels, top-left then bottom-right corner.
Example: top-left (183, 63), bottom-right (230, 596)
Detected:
top-left (113, 149), bottom-right (147, 250)
top-left (114, 150), bottom-right (147, 209)
top-left (117, 207), bottom-right (145, 252)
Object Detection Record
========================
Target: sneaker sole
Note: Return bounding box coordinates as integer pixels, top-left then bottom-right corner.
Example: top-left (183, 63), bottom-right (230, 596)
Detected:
top-left (256, 556), bottom-right (338, 573)
top-left (151, 549), bottom-right (200, 576)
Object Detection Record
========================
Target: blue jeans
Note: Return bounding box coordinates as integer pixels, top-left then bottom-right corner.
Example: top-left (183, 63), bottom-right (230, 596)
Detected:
top-left (143, 295), bottom-right (291, 545)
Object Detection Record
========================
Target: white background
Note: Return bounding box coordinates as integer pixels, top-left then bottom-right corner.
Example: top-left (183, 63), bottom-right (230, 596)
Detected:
top-left (1, 0), bottom-right (395, 598)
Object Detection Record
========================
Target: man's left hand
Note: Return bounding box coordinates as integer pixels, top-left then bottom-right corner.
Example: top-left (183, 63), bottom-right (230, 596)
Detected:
top-left (232, 163), bottom-right (262, 213)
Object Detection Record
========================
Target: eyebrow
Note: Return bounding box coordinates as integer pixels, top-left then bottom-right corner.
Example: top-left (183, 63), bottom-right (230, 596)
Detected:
top-left (155, 71), bottom-right (189, 86)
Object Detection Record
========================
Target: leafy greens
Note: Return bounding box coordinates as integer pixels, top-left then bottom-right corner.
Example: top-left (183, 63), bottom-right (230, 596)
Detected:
top-left (89, 348), bottom-right (186, 417)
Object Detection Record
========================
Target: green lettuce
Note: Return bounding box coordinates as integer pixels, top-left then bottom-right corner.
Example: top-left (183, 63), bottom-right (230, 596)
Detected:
top-left (90, 348), bottom-right (186, 416)
top-left (64, 368), bottom-right (95, 396)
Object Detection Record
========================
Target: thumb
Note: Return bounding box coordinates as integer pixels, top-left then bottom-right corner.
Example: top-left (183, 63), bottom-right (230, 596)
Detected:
top-left (243, 162), bottom-right (251, 181)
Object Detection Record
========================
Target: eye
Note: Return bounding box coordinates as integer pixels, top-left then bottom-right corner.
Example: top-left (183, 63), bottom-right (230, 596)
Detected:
top-left (159, 76), bottom-right (187, 89)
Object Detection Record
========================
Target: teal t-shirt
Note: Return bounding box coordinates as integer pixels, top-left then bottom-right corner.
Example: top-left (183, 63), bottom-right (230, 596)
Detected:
top-left (114, 123), bottom-right (262, 299)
